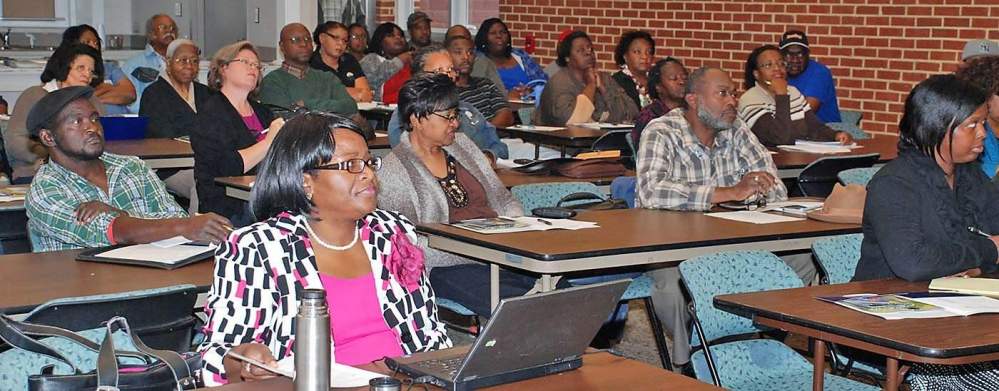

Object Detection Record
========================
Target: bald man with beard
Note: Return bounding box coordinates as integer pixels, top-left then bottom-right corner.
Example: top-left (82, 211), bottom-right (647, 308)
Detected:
top-left (260, 23), bottom-right (373, 139)
top-left (445, 24), bottom-right (507, 97)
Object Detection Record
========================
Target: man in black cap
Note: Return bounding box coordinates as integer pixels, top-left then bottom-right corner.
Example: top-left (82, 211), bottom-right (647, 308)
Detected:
top-left (23, 86), bottom-right (232, 252)
top-left (779, 30), bottom-right (842, 123)
top-left (407, 11), bottom-right (434, 49)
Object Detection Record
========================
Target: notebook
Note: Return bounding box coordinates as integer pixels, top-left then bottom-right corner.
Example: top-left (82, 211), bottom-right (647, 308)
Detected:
top-left (386, 280), bottom-right (630, 391)
top-left (76, 243), bottom-right (215, 270)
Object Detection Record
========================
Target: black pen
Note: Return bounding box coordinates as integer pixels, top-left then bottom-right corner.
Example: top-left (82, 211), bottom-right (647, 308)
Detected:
top-left (968, 226), bottom-right (991, 238)
top-left (536, 218), bottom-right (553, 226)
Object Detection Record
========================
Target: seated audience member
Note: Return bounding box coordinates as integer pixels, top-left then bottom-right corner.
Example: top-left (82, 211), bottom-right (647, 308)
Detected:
top-left (779, 30), bottom-right (841, 123)
top-left (5, 43), bottom-right (105, 184)
top-left (407, 11), bottom-right (434, 49)
top-left (199, 113), bottom-right (450, 385)
top-left (854, 74), bottom-right (999, 391)
top-left (445, 24), bottom-right (507, 97)
top-left (260, 23), bottom-right (358, 115)
top-left (346, 23), bottom-right (369, 62)
top-left (962, 39), bottom-right (999, 63)
top-left (123, 14), bottom-right (177, 113)
top-left (956, 56), bottom-right (999, 179)
top-left (475, 18), bottom-right (547, 98)
top-left (632, 57), bottom-right (687, 146)
top-left (191, 41), bottom-right (284, 227)
top-left (379, 74), bottom-right (539, 316)
top-left (447, 35), bottom-right (515, 128)
top-left (611, 31), bottom-right (655, 109)
top-left (738, 45), bottom-right (851, 147)
top-left (543, 29), bottom-right (573, 78)
top-left (310, 21), bottom-right (373, 102)
top-left (386, 46), bottom-right (508, 160)
top-left (636, 68), bottom-right (817, 369)
top-left (534, 31), bottom-right (638, 126)
top-left (24, 87), bottom-right (230, 252)
top-left (139, 39), bottom-right (209, 211)
top-left (61, 24), bottom-right (136, 114)
top-left (360, 23), bottom-right (411, 102)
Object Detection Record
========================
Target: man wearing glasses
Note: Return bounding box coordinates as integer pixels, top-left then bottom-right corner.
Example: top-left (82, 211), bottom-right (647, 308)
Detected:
top-left (123, 14), bottom-right (178, 113)
top-left (259, 23), bottom-right (372, 139)
top-left (635, 67), bottom-right (794, 372)
top-left (780, 30), bottom-right (842, 123)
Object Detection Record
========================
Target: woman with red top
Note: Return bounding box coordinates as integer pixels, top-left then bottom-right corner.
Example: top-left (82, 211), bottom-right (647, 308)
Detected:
top-left (198, 113), bottom-right (451, 385)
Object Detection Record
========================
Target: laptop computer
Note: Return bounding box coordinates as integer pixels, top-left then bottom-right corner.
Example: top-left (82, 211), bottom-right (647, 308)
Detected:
top-left (386, 279), bottom-right (630, 391)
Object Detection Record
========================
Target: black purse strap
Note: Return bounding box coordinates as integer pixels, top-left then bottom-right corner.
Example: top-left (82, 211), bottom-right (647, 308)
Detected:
top-left (97, 317), bottom-right (197, 390)
top-left (1, 313), bottom-right (150, 364)
top-left (556, 192), bottom-right (607, 207)
top-left (0, 315), bottom-right (80, 374)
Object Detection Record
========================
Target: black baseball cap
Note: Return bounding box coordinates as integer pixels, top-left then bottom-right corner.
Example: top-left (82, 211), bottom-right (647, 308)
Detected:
top-left (779, 30), bottom-right (810, 50)
top-left (26, 86), bottom-right (95, 137)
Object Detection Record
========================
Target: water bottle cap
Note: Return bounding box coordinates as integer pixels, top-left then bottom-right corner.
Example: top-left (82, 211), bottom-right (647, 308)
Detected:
top-left (300, 288), bottom-right (326, 300)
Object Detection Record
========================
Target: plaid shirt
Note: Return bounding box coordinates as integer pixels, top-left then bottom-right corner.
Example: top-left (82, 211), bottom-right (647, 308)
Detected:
top-left (635, 108), bottom-right (787, 211)
top-left (25, 153), bottom-right (187, 252)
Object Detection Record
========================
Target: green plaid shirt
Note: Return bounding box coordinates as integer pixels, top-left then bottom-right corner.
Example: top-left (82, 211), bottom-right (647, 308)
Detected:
top-left (25, 152), bottom-right (187, 252)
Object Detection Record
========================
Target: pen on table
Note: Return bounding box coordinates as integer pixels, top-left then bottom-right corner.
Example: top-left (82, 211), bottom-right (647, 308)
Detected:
top-left (536, 218), bottom-right (553, 226)
top-left (967, 226), bottom-right (991, 238)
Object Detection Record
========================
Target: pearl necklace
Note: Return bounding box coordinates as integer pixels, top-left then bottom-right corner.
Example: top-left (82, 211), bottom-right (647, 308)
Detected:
top-left (304, 219), bottom-right (358, 251)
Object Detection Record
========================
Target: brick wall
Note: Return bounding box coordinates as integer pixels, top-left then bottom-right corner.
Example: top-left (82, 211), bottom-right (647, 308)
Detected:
top-left (379, 0), bottom-right (999, 135)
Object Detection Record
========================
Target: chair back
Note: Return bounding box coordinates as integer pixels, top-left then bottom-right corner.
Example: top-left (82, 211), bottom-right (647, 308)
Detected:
top-left (510, 182), bottom-right (602, 213)
top-left (837, 166), bottom-right (881, 187)
top-left (840, 110), bottom-right (863, 126)
top-left (679, 250), bottom-right (803, 346)
top-left (812, 234), bottom-right (864, 284)
top-left (610, 176), bottom-right (636, 208)
top-left (525, 79), bottom-right (546, 107)
top-left (591, 130), bottom-right (634, 168)
top-left (797, 153), bottom-right (880, 197)
top-left (24, 285), bottom-right (199, 352)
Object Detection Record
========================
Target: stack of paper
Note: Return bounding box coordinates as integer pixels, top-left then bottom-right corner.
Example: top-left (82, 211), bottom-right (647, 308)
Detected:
top-left (930, 277), bottom-right (999, 297)
top-left (706, 211), bottom-right (805, 224)
top-left (357, 102), bottom-right (396, 112)
top-left (506, 124), bottom-right (565, 132)
top-left (573, 122), bottom-right (633, 130)
top-left (450, 216), bottom-right (599, 234)
top-left (0, 185), bottom-right (28, 202)
top-left (762, 201), bottom-right (824, 217)
top-left (777, 140), bottom-right (860, 154)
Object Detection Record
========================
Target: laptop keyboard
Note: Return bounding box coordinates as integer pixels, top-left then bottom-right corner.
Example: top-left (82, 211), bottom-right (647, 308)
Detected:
top-left (414, 357), bottom-right (464, 379)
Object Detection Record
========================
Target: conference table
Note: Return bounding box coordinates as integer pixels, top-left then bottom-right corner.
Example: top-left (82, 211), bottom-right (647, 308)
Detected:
top-left (0, 249), bottom-right (214, 314)
top-left (500, 125), bottom-right (616, 158)
top-left (209, 351), bottom-right (721, 390)
top-left (104, 138), bottom-right (195, 169)
top-left (417, 208), bottom-right (861, 310)
top-left (715, 278), bottom-right (999, 391)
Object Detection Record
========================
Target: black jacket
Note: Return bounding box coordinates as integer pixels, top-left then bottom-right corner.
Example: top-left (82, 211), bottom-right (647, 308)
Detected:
top-left (854, 147), bottom-right (999, 282)
top-left (139, 77), bottom-right (214, 139)
top-left (611, 70), bottom-right (642, 110)
top-left (190, 92), bottom-right (274, 223)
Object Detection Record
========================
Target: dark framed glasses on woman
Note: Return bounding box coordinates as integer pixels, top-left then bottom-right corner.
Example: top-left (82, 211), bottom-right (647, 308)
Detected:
top-left (313, 157), bottom-right (382, 173)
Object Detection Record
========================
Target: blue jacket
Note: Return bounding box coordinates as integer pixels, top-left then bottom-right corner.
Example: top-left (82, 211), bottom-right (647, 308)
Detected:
top-left (387, 102), bottom-right (509, 159)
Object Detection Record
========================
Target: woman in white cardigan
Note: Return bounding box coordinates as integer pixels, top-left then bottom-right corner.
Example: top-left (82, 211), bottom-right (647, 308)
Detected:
top-left (377, 74), bottom-right (556, 316)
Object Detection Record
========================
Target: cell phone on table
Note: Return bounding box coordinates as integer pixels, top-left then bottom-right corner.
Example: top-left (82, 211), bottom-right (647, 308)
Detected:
top-left (226, 351), bottom-right (294, 378)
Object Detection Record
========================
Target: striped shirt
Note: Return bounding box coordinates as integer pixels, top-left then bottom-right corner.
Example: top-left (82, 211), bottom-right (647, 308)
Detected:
top-left (635, 108), bottom-right (787, 211)
top-left (25, 153), bottom-right (187, 252)
top-left (457, 77), bottom-right (509, 121)
top-left (738, 85), bottom-right (810, 129)
top-left (737, 85), bottom-right (838, 147)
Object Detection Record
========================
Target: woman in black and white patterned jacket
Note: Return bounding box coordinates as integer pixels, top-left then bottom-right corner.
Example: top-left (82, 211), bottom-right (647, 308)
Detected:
top-left (198, 112), bottom-right (451, 385)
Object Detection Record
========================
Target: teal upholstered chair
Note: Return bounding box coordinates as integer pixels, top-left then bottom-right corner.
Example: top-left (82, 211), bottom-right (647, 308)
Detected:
top-left (837, 167), bottom-right (881, 187)
top-left (679, 250), bottom-right (877, 390)
top-left (827, 110), bottom-right (869, 140)
top-left (510, 182), bottom-right (673, 369)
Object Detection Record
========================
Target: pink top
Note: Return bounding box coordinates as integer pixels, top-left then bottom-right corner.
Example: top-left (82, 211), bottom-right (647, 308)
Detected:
top-left (241, 113), bottom-right (266, 141)
top-left (319, 272), bottom-right (404, 365)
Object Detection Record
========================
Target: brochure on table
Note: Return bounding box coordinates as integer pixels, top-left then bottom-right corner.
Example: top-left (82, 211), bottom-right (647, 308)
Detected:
top-left (818, 292), bottom-right (999, 320)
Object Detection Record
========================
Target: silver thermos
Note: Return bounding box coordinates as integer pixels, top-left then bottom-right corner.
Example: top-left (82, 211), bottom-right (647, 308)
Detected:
top-left (295, 289), bottom-right (331, 391)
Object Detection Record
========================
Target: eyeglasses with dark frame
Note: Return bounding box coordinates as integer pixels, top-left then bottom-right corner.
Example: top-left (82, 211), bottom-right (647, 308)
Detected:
top-left (432, 111), bottom-right (459, 123)
top-left (312, 157), bottom-right (382, 173)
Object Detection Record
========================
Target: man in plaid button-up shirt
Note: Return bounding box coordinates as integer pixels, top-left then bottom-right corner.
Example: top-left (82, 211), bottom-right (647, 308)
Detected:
top-left (634, 67), bottom-right (805, 369)
top-left (24, 87), bottom-right (232, 252)
top-left (636, 67), bottom-right (787, 210)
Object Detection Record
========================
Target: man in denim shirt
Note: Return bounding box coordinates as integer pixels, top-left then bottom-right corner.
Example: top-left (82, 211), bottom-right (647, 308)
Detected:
top-left (122, 14), bottom-right (177, 113)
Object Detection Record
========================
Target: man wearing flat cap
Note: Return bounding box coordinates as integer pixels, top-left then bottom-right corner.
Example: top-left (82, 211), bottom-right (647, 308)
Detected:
top-left (24, 86), bottom-right (232, 252)
top-left (779, 30), bottom-right (841, 123)
top-left (407, 11), bottom-right (434, 49)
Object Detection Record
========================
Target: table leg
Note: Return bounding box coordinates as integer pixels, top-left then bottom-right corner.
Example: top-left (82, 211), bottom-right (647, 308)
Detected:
top-left (541, 274), bottom-right (553, 292)
top-left (490, 264), bottom-right (500, 311)
top-left (812, 339), bottom-right (826, 391)
top-left (560, 146), bottom-right (566, 158)
top-left (885, 357), bottom-right (899, 391)
top-left (534, 144), bottom-right (540, 159)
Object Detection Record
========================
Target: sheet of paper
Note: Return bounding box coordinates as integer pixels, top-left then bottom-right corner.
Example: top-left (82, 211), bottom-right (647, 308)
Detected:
top-left (795, 140), bottom-right (860, 149)
top-left (357, 102), bottom-right (396, 112)
top-left (96, 244), bottom-right (213, 265)
top-left (0, 185), bottom-right (27, 202)
top-left (374, 131), bottom-right (388, 137)
top-left (573, 122), bottom-right (633, 130)
top-left (506, 124), bottom-right (565, 132)
top-left (149, 236), bottom-right (192, 248)
top-left (450, 216), bottom-right (599, 234)
top-left (276, 357), bottom-right (384, 388)
top-left (706, 211), bottom-right (805, 224)
top-left (508, 99), bottom-right (535, 105)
